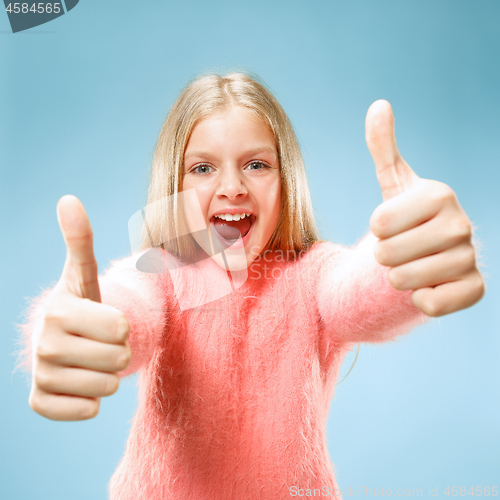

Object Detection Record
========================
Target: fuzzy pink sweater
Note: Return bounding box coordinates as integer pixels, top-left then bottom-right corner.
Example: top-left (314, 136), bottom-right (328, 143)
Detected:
top-left (18, 231), bottom-right (429, 500)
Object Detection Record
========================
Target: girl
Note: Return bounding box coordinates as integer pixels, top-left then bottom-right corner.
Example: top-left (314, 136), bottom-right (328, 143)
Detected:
top-left (18, 72), bottom-right (484, 499)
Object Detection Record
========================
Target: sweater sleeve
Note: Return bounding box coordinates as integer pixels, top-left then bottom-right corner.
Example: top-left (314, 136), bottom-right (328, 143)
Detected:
top-left (97, 253), bottom-right (170, 378)
top-left (315, 231), bottom-right (430, 344)
top-left (15, 252), bottom-right (170, 380)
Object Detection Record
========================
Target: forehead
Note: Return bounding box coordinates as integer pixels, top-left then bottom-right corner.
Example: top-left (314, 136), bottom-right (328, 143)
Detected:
top-left (184, 106), bottom-right (277, 158)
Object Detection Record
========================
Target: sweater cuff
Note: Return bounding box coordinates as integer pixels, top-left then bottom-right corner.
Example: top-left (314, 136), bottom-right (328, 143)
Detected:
top-left (14, 285), bottom-right (56, 378)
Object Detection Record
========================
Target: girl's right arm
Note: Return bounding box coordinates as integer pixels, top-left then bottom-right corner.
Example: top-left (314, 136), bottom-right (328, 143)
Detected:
top-left (18, 196), bottom-right (167, 421)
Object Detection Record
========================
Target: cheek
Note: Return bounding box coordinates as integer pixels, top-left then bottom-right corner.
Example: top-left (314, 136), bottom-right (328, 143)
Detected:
top-left (180, 188), bottom-right (214, 240)
top-left (181, 190), bottom-right (205, 235)
top-left (258, 180), bottom-right (281, 235)
top-left (269, 179), bottom-right (282, 221)
top-left (182, 182), bottom-right (212, 215)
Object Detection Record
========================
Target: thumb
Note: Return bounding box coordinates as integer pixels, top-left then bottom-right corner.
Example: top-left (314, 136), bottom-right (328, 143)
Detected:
top-left (365, 100), bottom-right (419, 202)
top-left (57, 195), bottom-right (101, 302)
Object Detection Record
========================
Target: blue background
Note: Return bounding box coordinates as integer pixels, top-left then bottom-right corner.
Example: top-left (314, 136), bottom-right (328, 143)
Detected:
top-left (1, 1), bottom-right (499, 498)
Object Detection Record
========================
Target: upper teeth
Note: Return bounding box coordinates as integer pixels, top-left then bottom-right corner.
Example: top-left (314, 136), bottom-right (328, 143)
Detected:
top-left (214, 213), bottom-right (251, 221)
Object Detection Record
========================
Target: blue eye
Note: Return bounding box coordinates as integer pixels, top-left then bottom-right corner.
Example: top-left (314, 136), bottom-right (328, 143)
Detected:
top-left (246, 161), bottom-right (269, 171)
top-left (191, 164), bottom-right (213, 175)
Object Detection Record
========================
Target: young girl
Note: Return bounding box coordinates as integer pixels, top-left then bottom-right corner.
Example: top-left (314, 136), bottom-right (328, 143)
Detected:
top-left (18, 72), bottom-right (484, 500)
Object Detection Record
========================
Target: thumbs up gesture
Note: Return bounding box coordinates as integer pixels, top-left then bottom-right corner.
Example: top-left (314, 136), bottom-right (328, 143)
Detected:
top-left (366, 100), bottom-right (485, 317)
top-left (29, 195), bottom-right (131, 421)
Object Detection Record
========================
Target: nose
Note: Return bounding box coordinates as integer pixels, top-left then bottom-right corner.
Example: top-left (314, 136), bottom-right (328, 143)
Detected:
top-left (215, 166), bottom-right (248, 200)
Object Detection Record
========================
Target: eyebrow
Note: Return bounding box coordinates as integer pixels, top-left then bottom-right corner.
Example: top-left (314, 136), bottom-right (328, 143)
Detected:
top-left (184, 146), bottom-right (278, 161)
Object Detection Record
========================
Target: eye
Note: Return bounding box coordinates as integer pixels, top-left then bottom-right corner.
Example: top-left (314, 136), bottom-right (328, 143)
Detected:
top-left (190, 164), bottom-right (214, 175)
top-left (245, 161), bottom-right (270, 171)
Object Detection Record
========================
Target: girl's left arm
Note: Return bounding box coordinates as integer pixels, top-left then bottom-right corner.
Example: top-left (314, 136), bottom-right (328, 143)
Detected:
top-left (315, 232), bottom-right (431, 345)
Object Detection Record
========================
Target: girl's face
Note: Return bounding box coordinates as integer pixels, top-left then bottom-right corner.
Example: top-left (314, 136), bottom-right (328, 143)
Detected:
top-left (182, 106), bottom-right (281, 269)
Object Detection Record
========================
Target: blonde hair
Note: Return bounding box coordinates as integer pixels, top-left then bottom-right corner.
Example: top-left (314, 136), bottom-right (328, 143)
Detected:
top-left (140, 71), bottom-right (322, 261)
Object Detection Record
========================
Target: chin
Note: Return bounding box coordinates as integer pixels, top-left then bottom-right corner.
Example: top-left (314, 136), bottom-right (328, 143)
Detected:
top-left (210, 252), bottom-right (250, 271)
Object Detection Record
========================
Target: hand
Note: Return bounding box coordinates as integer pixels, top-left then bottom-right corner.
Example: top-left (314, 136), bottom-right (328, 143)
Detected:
top-left (29, 195), bottom-right (131, 421)
top-left (366, 100), bottom-right (485, 317)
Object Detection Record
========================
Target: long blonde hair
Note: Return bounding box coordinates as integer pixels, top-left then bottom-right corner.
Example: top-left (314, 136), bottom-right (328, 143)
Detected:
top-left (141, 71), bottom-right (322, 261)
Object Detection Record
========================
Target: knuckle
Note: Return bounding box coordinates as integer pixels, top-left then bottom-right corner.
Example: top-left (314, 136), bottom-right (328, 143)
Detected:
top-left (29, 389), bottom-right (58, 420)
top-left (376, 241), bottom-right (393, 266)
top-left (115, 314), bottom-right (130, 343)
top-left (472, 273), bottom-right (486, 302)
top-left (103, 374), bottom-right (120, 396)
top-left (34, 335), bottom-right (59, 362)
top-left (80, 400), bottom-right (100, 420)
top-left (122, 345), bottom-right (132, 370)
top-left (370, 209), bottom-right (391, 237)
top-left (33, 366), bottom-right (52, 391)
top-left (113, 346), bottom-right (131, 371)
top-left (388, 268), bottom-right (406, 290)
top-left (462, 245), bottom-right (477, 271)
top-left (421, 298), bottom-right (443, 317)
top-left (43, 302), bottom-right (66, 325)
top-left (452, 217), bottom-right (473, 242)
top-left (29, 390), bottom-right (45, 415)
top-left (434, 183), bottom-right (456, 205)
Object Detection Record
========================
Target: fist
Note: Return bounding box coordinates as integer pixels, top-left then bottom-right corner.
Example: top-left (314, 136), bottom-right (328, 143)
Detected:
top-left (29, 195), bottom-right (131, 421)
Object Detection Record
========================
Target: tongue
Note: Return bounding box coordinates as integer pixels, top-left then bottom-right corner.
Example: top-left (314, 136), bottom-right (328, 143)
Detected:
top-left (213, 217), bottom-right (252, 240)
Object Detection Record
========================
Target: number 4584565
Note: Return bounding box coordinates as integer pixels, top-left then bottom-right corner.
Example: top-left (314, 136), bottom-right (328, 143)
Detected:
top-left (444, 486), bottom-right (498, 496)
top-left (5, 3), bottom-right (62, 14)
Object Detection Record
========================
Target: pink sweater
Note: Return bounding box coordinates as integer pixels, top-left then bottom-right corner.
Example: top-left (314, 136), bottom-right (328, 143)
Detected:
top-left (18, 231), bottom-right (429, 500)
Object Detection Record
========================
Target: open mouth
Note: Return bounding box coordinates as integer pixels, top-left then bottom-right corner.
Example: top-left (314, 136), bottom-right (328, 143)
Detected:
top-left (210, 214), bottom-right (255, 242)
